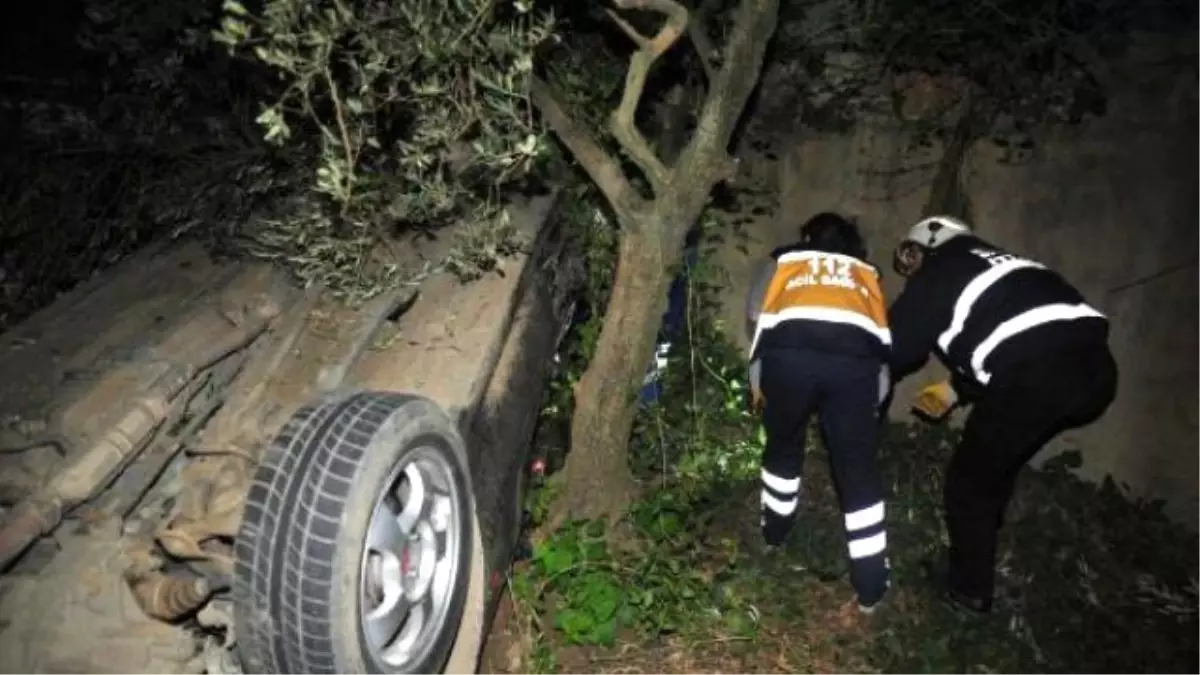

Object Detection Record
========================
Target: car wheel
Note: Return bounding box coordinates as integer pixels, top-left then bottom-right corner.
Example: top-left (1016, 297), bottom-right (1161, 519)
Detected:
top-left (233, 390), bottom-right (474, 674)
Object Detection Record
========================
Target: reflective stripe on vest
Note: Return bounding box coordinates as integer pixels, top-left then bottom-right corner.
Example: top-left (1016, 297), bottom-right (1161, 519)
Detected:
top-left (937, 257), bottom-right (1106, 384)
top-left (971, 302), bottom-right (1106, 384)
top-left (750, 251), bottom-right (890, 356)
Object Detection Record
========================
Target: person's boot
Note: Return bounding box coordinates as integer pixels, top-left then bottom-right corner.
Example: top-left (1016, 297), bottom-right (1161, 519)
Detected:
top-left (922, 555), bottom-right (992, 616)
top-left (760, 508), bottom-right (792, 545)
top-left (851, 557), bottom-right (892, 614)
top-left (750, 509), bottom-right (788, 570)
top-left (858, 586), bottom-right (890, 617)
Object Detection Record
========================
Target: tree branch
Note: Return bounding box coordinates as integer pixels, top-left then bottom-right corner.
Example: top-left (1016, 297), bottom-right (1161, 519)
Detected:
top-left (606, 0), bottom-right (690, 194)
top-left (687, 22), bottom-right (717, 83)
top-left (682, 0), bottom-right (779, 183)
top-left (686, 0), bottom-right (721, 83)
top-left (529, 77), bottom-right (639, 217)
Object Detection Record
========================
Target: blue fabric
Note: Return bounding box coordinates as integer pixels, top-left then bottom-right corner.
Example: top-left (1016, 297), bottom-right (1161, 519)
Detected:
top-left (638, 243), bottom-right (699, 406)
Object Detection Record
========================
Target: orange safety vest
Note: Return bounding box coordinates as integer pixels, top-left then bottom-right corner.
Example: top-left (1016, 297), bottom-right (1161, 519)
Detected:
top-left (750, 249), bottom-right (891, 359)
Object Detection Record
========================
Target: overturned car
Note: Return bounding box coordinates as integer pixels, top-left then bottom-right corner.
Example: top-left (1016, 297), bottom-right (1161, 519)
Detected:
top-left (0, 193), bottom-right (583, 674)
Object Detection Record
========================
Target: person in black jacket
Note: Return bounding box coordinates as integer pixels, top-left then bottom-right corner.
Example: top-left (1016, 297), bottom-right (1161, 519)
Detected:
top-left (887, 215), bottom-right (1118, 614)
top-left (745, 213), bottom-right (893, 614)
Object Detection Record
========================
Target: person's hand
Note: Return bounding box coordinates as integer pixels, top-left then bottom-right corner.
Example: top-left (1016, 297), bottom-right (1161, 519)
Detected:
top-left (911, 380), bottom-right (958, 421)
top-left (750, 387), bottom-right (765, 415)
top-left (747, 358), bottom-right (764, 414)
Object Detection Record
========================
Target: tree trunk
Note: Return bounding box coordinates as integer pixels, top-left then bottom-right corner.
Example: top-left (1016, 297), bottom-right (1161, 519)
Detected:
top-left (533, 0), bottom-right (780, 526)
top-left (554, 224), bottom-right (675, 523)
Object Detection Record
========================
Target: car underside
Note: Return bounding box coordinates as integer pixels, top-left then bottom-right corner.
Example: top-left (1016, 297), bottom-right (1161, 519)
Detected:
top-left (0, 192), bottom-right (584, 674)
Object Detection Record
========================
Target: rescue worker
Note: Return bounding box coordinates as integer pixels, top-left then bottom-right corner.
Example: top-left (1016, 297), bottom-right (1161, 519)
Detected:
top-left (745, 212), bottom-right (893, 613)
top-left (887, 215), bottom-right (1118, 614)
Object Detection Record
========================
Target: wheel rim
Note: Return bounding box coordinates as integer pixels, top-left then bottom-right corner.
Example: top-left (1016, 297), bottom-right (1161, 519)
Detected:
top-left (360, 444), bottom-right (464, 671)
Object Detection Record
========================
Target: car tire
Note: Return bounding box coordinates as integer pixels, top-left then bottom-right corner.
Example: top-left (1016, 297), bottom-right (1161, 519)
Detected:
top-left (233, 390), bottom-right (475, 674)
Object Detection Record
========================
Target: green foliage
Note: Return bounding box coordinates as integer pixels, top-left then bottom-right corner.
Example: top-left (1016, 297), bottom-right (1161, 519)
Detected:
top-left (533, 520), bottom-right (622, 646)
top-left (513, 494), bottom-right (752, 652)
top-left (212, 0), bottom-right (557, 301)
top-left (514, 210), bottom-right (769, 656)
top-left (513, 224), bottom-right (1198, 673)
top-left (515, 215), bottom-right (782, 654)
top-left (627, 209), bottom-right (773, 494)
top-left (1, 0), bottom-right (627, 324)
top-left (538, 23), bottom-right (626, 138)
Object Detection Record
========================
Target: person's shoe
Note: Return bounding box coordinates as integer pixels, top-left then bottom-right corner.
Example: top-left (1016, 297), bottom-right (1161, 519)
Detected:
top-left (760, 512), bottom-right (792, 549)
top-left (921, 556), bottom-right (993, 616)
top-left (856, 578), bottom-right (895, 624)
top-left (831, 587), bottom-right (890, 632)
top-left (859, 586), bottom-right (888, 612)
top-left (858, 590), bottom-right (888, 615)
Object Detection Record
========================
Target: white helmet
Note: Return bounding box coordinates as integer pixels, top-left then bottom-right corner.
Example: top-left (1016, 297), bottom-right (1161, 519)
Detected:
top-left (903, 215), bottom-right (973, 249)
top-left (893, 215), bottom-right (974, 276)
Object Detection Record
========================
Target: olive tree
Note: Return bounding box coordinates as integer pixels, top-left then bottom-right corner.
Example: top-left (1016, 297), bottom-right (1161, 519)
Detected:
top-left (215, 0), bottom-right (779, 524)
top-left (530, 0), bottom-right (779, 523)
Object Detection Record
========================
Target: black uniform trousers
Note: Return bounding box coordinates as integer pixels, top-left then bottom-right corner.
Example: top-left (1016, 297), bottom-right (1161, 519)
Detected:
top-left (945, 339), bottom-right (1118, 603)
top-left (758, 347), bottom-right (889, 605)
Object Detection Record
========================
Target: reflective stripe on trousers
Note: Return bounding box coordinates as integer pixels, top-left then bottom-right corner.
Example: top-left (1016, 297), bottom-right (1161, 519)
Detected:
top-left (845, 501), bottom-right (887, 558)
top-left (761, 468), bottom-right (799, 518)
top-left (756, 347), bottom-right (891, 605)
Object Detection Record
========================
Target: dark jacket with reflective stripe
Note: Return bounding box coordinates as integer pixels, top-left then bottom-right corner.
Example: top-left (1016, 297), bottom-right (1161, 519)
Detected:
top-left (889, 236), bottom-right (1109, 393)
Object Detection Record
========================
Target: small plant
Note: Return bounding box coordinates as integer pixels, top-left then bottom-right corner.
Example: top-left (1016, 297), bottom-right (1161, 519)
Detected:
top-left (531, 519), bottom-right (625, 646)
top-left (509, 224), bottom-right (769, 667)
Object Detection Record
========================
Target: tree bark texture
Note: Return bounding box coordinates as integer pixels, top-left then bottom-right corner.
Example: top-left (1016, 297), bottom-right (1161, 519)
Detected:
top-left (556, 229), bottom-right (672, 522)
top-left (532, 0), bottom-right (780, 525)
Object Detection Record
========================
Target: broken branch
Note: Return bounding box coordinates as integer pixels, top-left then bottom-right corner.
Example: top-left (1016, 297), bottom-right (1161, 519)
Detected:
top-left (607, 0), bottom-right (690, 194)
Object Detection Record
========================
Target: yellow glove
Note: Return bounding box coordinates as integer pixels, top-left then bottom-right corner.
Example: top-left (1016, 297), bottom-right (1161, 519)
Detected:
top-left (912, 380), bottom-right (959, 421)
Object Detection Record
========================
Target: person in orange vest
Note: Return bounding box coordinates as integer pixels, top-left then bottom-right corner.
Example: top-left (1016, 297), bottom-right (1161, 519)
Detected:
top-left (745, 212), bottom-right (893, 614)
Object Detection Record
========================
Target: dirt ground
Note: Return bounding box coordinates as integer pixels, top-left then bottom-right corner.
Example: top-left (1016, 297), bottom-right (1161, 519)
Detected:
top-left (477, 473), bottom-right (892, 675)
top-left (477, 437), bottom-right (1199, 675)
top-left (477, 523), bottom-right (891, 674)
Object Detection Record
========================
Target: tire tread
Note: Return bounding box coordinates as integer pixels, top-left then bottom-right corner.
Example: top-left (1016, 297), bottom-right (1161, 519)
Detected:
top-left (233, 391), bottom-right (470, 675)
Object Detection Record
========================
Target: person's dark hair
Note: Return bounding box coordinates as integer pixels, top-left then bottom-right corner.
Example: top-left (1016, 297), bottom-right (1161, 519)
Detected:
top-left (798, 212), bottom-right (868, 260)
